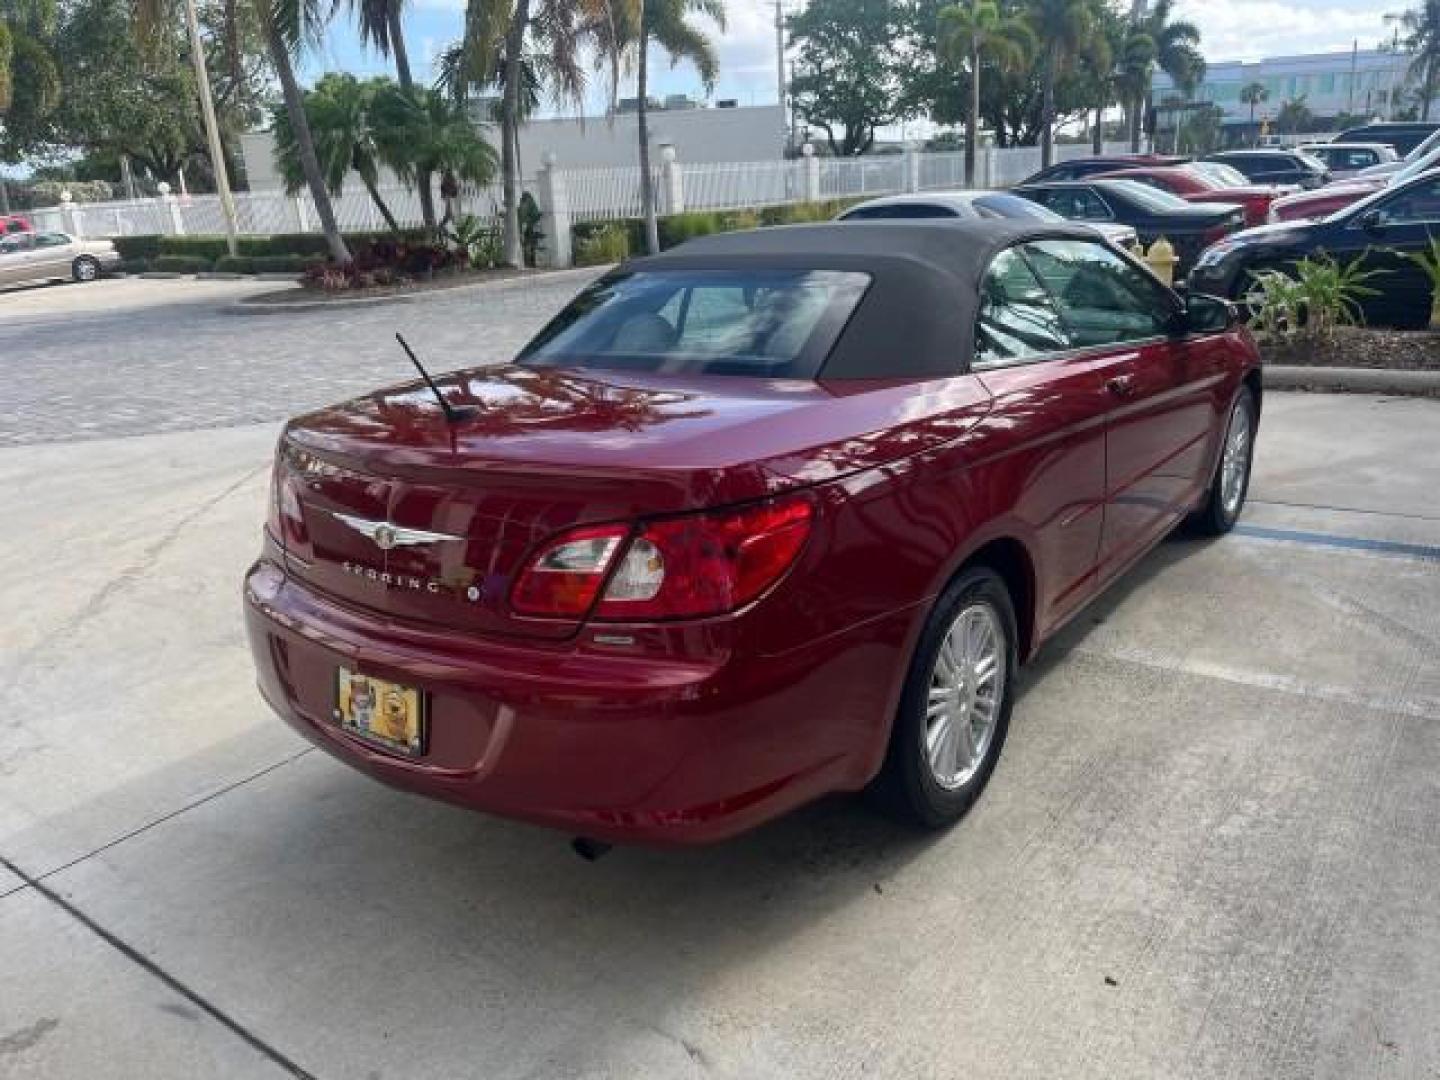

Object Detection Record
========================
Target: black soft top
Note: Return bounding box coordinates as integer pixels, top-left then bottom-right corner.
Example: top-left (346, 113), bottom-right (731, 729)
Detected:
top-left (621, 220), bottom-right (1106, 379)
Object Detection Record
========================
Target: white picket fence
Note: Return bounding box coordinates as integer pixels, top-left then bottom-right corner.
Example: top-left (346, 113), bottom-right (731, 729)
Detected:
top-left (29, 141), bottom-right (1137, 243)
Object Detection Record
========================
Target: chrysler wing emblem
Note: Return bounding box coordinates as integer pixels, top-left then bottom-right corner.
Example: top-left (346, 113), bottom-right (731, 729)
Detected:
top-left (331, 512), bottom-right (461, 551)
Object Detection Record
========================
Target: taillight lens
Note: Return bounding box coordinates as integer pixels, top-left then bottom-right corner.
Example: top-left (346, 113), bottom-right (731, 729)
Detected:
top-left (267, 451), bottom-right (309, 552)
top-left (511, 495), bottom-right (814, 621)
top-left (511, 524), bottom-right (631, 617)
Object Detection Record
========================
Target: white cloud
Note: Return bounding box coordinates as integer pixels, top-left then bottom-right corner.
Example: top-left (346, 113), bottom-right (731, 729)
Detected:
top-left (1175, 0), bottom-right (1398, 62)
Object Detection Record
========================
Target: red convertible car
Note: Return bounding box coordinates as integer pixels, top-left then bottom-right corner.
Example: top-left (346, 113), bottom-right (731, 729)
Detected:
top-left (245, 222), bottom-right (1261, 848)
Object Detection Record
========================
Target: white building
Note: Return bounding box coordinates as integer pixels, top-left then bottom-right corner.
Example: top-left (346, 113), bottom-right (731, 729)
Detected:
top-left (240, 104), bottom-right (787, 192)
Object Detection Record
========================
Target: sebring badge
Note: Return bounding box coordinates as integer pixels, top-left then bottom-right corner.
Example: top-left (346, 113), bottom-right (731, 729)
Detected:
top-left (330, 512), bottom-right (461, 551)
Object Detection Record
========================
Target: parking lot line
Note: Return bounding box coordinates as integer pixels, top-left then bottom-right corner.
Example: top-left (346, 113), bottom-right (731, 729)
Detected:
top-left (1233, 524), bottom-right (1440, 563)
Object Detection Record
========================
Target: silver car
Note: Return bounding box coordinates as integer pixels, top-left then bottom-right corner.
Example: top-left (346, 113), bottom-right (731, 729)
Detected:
top-left (0, 231), bottom-right (120, 287)
top-left (836, 191), bottom-right (1140, 249)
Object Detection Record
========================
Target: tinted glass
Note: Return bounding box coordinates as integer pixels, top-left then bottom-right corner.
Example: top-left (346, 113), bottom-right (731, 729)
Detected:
top-left (974, 248), bottom-right (1071, 367)
top-left (1030, 187), bottom-right (1112, 220)
top-left (1374, 177), bottom-right (1440, 225)
top-left (841, 203), bottom-right (965, 220)
top-left (519, 269), bottom-right (871, 379)
top-left (1103, 179), bottom-right (1192, 211)
top-left (1024, 239), bottom-right (1172, 348)
top-left (1191, 161), bottom-right (1249, 186)
top-left (35, 233), bottom-right (70, 248)
top-left (971, 194), bottom-right (1063, 221)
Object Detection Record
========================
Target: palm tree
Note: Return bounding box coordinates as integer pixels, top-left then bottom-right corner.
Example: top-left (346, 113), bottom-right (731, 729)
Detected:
top-left (1027, 0), bottom-right (1093, 169)
top-left (1116, 27), bottom-right (1156, 152)
top-left (1080, 2), bottom-right (1117, 155)
top-left (372, 85), bottom-right (498, 232)
top-left (625, 0), bottom-right (725, 255)
top-left (340, 0), bottom-right (437, 228)
top-left (272, 73), bottom-right (402, 232)
top-left (1240, 80), bottom-right (1267, 143)
top-left (1129, 0), bottom-right (1203, 153)
top-left (1390, 2), bottom-right (1440, 120)
top-left (937, 0), bottom-right (1034, 186)
top-left (455, 0), bottom-right (627, 267)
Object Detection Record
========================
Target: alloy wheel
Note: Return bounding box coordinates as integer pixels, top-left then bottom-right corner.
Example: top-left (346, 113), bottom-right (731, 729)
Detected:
top-left (924, 603), bottom-right (1006, 790)
top-left (1220, 395), bottom-right (1253, 517)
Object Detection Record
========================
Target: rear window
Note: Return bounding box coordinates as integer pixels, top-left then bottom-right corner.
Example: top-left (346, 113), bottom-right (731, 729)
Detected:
top-left (972, 193), bottom-right (1062, 221)
top-left (518, 269), bottom-right (871, 380)
top-left (1103, 179), bottom-right (1192, 211)
top-left (842, 203), bottom-right (963, 220)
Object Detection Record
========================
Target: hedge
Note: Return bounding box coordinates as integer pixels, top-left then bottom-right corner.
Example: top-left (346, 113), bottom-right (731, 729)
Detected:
top-left (112, 228), bottom-right (431, 263)
top-left (571, 200), bottom-right (864, 263)
top-left (152, 254), bottom-right (214, 274)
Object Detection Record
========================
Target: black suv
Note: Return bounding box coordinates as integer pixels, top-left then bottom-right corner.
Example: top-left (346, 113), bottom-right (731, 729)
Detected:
top-left (1202, 150), bottom-right (1330, 189)
top-left (1334, 122), bottom-right (1440, 156)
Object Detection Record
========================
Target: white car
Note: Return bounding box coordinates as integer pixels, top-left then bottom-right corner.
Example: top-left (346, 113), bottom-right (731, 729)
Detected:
top-left (1298, 142), bottom-right (1399, 180)
top-left (0, 231), bottom-right (120, 288)
top-left (836, 191), bottom-right (1140, 249)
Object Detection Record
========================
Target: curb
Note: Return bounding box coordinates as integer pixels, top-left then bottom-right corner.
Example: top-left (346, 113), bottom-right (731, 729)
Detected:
top-left (231, 265), bottom-right (606, 313)
top-left (1264, 365), bottom-right (1440, 396)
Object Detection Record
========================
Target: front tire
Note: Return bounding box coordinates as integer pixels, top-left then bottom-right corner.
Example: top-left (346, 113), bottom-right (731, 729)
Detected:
top-left (1193, 387), bottom-right (1256, 535)
top-left (72, 255), bottom-right (100, 283)
top-left (873, 567), bottom-right (1017, 829)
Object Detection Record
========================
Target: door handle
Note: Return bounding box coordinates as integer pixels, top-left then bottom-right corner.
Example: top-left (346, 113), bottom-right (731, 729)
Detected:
top-left (1105, 374), bottom-right (1137, 398)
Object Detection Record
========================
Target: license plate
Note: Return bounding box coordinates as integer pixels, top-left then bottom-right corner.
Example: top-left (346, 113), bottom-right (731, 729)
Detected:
top-left (336, 667), bottom-right (426, 757)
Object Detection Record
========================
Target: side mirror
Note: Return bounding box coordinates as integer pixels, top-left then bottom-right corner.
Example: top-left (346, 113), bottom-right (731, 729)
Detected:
top-left (1179, 292), bottom-right (1238, 334)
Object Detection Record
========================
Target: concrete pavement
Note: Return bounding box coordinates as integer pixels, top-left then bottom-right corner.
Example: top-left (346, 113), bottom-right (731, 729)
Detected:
top-left (1, 390), bottom-right (1437, 1079)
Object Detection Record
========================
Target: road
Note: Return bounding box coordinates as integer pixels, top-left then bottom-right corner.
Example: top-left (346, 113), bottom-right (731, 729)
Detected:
top-left (1, 277), bottom-right (1438, 1079)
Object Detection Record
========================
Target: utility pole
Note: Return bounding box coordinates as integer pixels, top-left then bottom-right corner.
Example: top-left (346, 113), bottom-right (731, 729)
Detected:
top-left (182, 0), bottom-right (240, 256)
top-left (1386, 29), bottom-right (1401, 120)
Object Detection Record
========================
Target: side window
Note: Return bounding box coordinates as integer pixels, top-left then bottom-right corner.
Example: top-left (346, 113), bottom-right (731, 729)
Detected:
top-left (974, 248), bottom-right (1072, 368)
top-left (1046, 188), bottom-right (1111, 221)
top-left (35, 233), bottom-right (70, 248)
top-left (1374, 178), bottom-right (1440, 225)
top-left (1024, 240), bottom-right (1173, 348)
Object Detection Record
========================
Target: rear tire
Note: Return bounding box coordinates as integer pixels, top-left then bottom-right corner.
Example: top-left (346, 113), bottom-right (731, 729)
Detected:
top-left (1192, 387), bottom-right (1256, 536)
top-left (72, 256), bottom-right (101, 283)
top-left (872, 567), bottom-right (1017, 829)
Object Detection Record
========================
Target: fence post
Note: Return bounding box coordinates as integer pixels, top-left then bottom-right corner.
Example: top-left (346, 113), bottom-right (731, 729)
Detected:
top-left (904, 149), bottom-right (920, 193)
top-left (158, 183), bottom-right (185, 235)
top-left (535, 152), bottom-right (573, 269)
top-left (659, 146), bottom-right (684, 216)
top-left (292, 195), bottom-right (310, 233)
top-left (60, 191), bottom-right (84, 238)
top-left (802, 143), bottom-right (820, 203)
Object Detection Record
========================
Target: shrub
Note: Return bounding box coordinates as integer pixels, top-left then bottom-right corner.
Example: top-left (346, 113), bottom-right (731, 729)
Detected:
top-left (113, 235), bottom-right (163, 261)
top-left (299, 238), bottom-right (467, 291)
top-left (214, 255), bottom-right (257, 274)
top-left (660, 211), bottom-right (720, 247)
top-left (1245, 253), bottom-right (1385, 344)
top-left (116, 257), bottom-right (150, 274)
top-left (574, 222), bottom-right (631, 266)
top-left (152, 254), bottom-right (214, 274)
top-left (1402, 235), bottom-right (1440, 330)
top-left (252, 254), bottom-right (316, 274)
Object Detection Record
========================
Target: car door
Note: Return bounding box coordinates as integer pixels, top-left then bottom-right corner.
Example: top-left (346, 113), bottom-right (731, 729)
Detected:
top-left (1350, 175), bottom-right (1440, 329)
top-left (1023, 238), bottom-right (1215, 581)
top-left (0, 233), bottom-right (38, 285)
top-left (967, 246), bottom-right (1112, 636)
top-left (31, 233), bottom-right (75, 277)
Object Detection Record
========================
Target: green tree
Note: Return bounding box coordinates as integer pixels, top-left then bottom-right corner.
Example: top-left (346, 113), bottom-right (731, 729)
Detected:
top-left (937, 0), bottom-right (1033, 185)
top-left (341, 0), bottom-right (439, 228)
top-left (1115, 26), bottom-right (1155, 152)
top-left (1389, 1), bottom-right (1440, 120)
top-left (1240, 80), bottom-right (1267, 142)
top-left (788, 0), bottom-right (913, 156)
top-left (1276, 95), bottom-right (1312, 136)
top-left (272, 73), bottom-right (402, 232)
top-left (1128, 0), bottom-right (1203, 152)
top-left (371, 84), bottom-right (498, 231)
top-left (626, 0), bottom-right (724, 254)
top-left (1078, 0), bottom-right (1116, 154)
top-left (1027, 0), bottom-right (1092, 168)
top-left (0, 0), bottom-right (61, 157)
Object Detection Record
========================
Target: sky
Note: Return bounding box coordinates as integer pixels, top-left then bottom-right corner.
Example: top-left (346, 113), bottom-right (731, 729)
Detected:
top-left (309, 0), bottom-right (1407, 116)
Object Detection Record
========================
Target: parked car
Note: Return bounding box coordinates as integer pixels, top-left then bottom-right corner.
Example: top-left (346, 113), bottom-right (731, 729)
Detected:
top-left (1202, 150), bottom-right (1331, 189)
top-left (1013, 178), bottom-right (1245, 275)
top-left (0, 231), bottom-right (119, 287)
top-left (1018, 154), bottom-right (1187, 185)
top-left (1334, 121), bottom-right (1440, 157)
top-left (1, 214), bottom-right (33, 235)
top-left (1191, 168), bottom-right (1440, 330)
top-left (835, 191), bottom-right (1138, 247)
top-left (1092, 164), bottom-right (1298, 227)
top-left (1356, 126), bottom-right (1440, 180)
top-left (1269, 139), bottom-right (1440, 221)
top-left (1298, 142), bottom-right (1398, 179)
top-left (244, 221), bottom-right (1261, 846)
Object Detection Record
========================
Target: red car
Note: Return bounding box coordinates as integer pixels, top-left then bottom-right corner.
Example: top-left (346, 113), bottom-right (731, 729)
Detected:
top-left (1268, 178), bottom-right (1385, 222)
top-left (1, 214), bottom-right (33, 235)
top-left (245, 222), bottom-right (1261, 848)
top-left (1094, 165), bottom-right (1297, 227)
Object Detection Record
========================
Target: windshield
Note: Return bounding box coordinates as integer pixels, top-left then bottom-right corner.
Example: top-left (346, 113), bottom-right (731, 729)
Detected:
top-left (971, 193), bottom-right (1063, 221)
top-left (1191, 161), bottom-right (1249, 187)
top-left (519, 269), bottom-right (871, 380)
top-left (1102, 179), bottom-right (1193, 211)
top-left (1392, 145), bottom-right (1440, 185)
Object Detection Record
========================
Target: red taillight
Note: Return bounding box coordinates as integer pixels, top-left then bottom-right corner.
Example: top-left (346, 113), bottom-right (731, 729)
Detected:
top-left (510, 496), bottom-right (814, 621)
top-left (267, 455), bottom-right (309, 551)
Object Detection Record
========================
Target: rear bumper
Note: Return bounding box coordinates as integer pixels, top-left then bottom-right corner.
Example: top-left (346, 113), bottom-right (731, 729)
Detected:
top-left (244, 558), bottom-right (913, 845)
